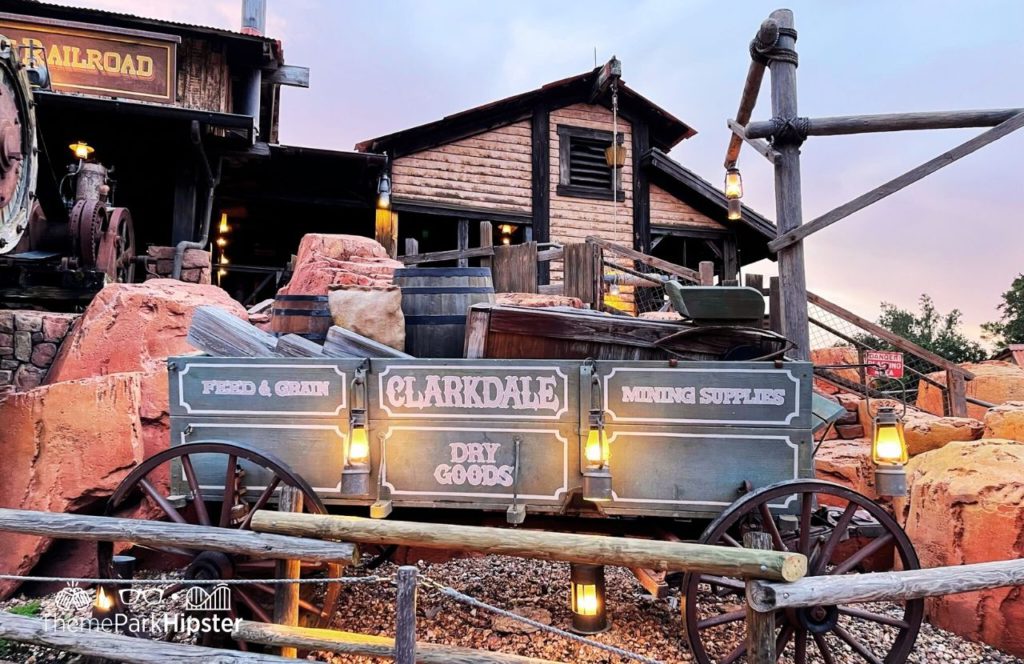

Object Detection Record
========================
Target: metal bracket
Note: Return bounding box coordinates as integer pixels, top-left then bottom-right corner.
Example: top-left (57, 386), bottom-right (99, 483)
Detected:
top-left (506, 437), bottom-right (525, 525)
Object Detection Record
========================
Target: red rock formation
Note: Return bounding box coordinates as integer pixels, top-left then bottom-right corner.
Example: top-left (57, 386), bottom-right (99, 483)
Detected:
top-left (814, 437), bottom-right (876, 501)
top-left (811, 346), bottom-right (861, 394)
top-left (917, 361), bottom-right (1024, 418)
top-left (496, 293), bottom-right (586, 309)
top-left (982, 401), bottom-right (1024, 441)
top-left (278, 234), bottom-right (403, 296)
top-left (0, 374), bottom-right (146, 599)
top-left (903, 440), bottom-right (1024, 657)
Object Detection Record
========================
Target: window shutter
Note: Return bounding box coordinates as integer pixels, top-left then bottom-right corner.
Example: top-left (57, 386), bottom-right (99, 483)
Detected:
top-left (569, 137), bottom-right (613, 189)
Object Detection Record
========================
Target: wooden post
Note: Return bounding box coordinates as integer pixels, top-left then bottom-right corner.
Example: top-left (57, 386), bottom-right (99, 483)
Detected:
top-left (698, 261), bottom-right (715, 286)
top-left (947, 369), bottom-right (968, 417)
top-left (564, 243), bottom-right (603, 309)
top-left (395, 566), bottom-right (418, 664)
top-left (722, 235), bottom-right (739, 283)
top-left (744, 531), bottom-right (776, 664)
top-left (768, 276), bottom-right (782, 334)
top-left (766, 9), bottom-right (811, 361)
top-left (493, 242), bottom-right (539, 294)
top-left (479, 221), bottom-right (493, 269)
top-left (273, 486), bottom-right (303, 658)
top-left (403, 238), bottom-right (419, 262)
top-left (250, 512), bottom-right (807, 581)
top-left (457, 219), bottom-right (470, 268)
top-left (376, 209), bottom-right (398, 259)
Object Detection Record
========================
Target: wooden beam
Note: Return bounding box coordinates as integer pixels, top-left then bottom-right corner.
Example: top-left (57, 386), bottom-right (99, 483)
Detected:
top-left (399, 246), bottom-right (494, 265)
top-left (632, 119), bottom-right (652, 252)
top-left (232, 620), bottom-right (565, 664)
top-left (748, 557), bottom-right (1024, 612)
top-left (947, 369), bottom-right (968, 417)
top-left (479, 221), bottom-right (493, 269)
top-left (585, 235), bottom-right (699, 283)
top-left (395, 566), bottom-right (417, 664)
top-left (376, 209), bottom-right (399, 259)
top-left (746, 107), bottom-right (1024, 139)
top-left (250, 512), bottom-right (807, 581)
top-left (722, 235), bottom-right (739, 283)
top-left (589, 56), bottom-right (621, 103)
top-left (0, 613), bottom-right (292, 663)
top-left (457, 219), bottom-right (470, 268)
top-left (0, 508), bottom-right (358, 565)
top-left (531, 107), bottom-right (551, 284)
top-left (767, 8), bottom-right (811, 360)
top-left (187, 306), bottom-right (278, 357)
top-left (769, 111), bottom-right (1024, 252)
top-left (745, 532), bottom-right (776, 664)
top-left (724, 19), bottom-right (771, 169)
top-left (807, 291), bottom-right (975, 379)
top-left (323, 326), bottom-right (413, 359)
top-left (273, 486), bottom-right (302, 658)
top-left (699, 261), bottom-right (715, 286)
top-left (727, 119), bottom-right (777, 164)
top-left (265, 64), bottom-right (310, 88)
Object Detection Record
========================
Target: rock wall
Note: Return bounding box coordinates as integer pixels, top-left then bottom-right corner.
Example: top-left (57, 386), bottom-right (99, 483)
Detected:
top-left (918, 361), bottom-right (1024, 418)
top-left (0, 311), bottom-right (79, 393)
top-left (144, 246), bottom-right (212, 284)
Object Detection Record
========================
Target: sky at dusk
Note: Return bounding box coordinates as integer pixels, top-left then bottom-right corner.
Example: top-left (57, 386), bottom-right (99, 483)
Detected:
top-left (57, 1), bottom-right (1024, 345)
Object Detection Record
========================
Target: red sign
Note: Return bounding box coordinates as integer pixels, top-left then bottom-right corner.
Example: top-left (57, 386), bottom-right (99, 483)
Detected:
top-left (865, 351), bottom-right (904, 379)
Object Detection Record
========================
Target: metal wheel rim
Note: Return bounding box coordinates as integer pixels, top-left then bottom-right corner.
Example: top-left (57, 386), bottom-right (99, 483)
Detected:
top-left (98, 440), bottom-right (340, 651)
top-left (682, 479), bottom-right (924, 664)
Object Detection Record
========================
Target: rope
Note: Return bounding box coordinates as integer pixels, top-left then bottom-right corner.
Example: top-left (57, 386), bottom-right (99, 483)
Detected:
top-left (419, 576), bottom-right (664, 664)
top-left (750, 22), bottom-right (798, 67)
top-left (0, 574), bottom-right (386, 586)
top-left (767, 116), bottom-right (811, 147)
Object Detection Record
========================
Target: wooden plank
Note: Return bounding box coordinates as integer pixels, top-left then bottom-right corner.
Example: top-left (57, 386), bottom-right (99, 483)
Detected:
top-left (265, 64), bottom-right (310, 88)
top-left (769, 110), bottom-right (1024, 253)
top-left (492, 242), bottom-right (539, 293)
top-left (727, 119), bottom-right (776, 164)
top-left (632, 119), bottom-right (652, 253)
top-left (767, 9), bottom-right (811, 360)
top-left (273, 486), bottom-right (303, 658)
top-left (399, 246), bottom-right (494, 265)
top-left (457, 219), bottom-right (470, 268)
top-left (744, 273), bottom-right (764, 293)
top-left (463, 307), bottom-right (490, 359)
top-left (807, 291), bottom-right (974, 379)
top-left (947, 369), bottom-right (968, 417)
top-left (479, 221), bottom-right (493, 269)
top-left (250, 512), bottom-right (808, 581)
top-left (275, 334), bottom-right (324, 358)
top-left (403, 238), bottom-right (419, 263)
top-left (0, 508), bottom-right (358, 564)
top-left (749, 556), bottom-right (1024, 612)
top-left (746, 108), bottom-right (1024, 139)
top-left (324, 326), bottom-right (413, 359)
top-left (768, 277), bottom-right (782, 334)
top-left (0, 613), bottom-right (291, 664)
top-left (563, 243), bottom-right (602, 309)
top-left (532, 107), bottom-right (551, 284)
top-left (232, 620), bottom-right (565, 664)
top-left (585, 235), bottom-right (700, 283)
top-left (187, 306), bottom-right (278, 357)
top-left (698, 261), bottom-right (714, 286)
top-left (745, 532), bottom-right (776, 664)
top-left (536, 246), bottom-right (563, 262)
top-left (723, 235), bottom-right (738, 282)
top-left (395, 566), bottom-right (417, 664)
top-left (630, 567), bottom-right (669, 599)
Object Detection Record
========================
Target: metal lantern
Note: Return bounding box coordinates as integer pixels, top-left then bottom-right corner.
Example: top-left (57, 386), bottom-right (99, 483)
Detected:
top-left (582, 410), bottom-right (612, 502)
top-left (724, 167), bottom-right (743, 199)
top-left (570, 563), bottom-right (609, 634)
top-left (872, 406), bottom-right (909, 496)
top-left (342, 366), bottom-right (372, 496)
top-left (376, 171), bottom-right (392, 210)
top-left (727, 198), bottom-right (742, 221)
top-left (69, 140), bottom-right (94, 161)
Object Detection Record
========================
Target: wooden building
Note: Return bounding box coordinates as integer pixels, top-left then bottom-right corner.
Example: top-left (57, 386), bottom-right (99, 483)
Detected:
top-left (357, 60), bottom-right (776, 284)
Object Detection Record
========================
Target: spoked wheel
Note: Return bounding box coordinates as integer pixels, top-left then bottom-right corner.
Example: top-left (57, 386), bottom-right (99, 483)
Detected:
top-left (98, 440), bottom-right (343, 651)
top-left (682, 480), bottom-right (923, 664)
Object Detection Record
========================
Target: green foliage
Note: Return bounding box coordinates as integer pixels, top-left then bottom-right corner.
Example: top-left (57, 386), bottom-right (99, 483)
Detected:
top-left (865, 294), bottom-right (986, 364)
top-left (7, 599), bottom-right (42, 616)
top-left (982, 274), bottom-right (1024, 351)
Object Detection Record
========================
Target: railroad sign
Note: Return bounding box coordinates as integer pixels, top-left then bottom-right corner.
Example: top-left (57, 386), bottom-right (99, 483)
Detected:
top-left (864, 351), bottom-right (904, 379)
top-left (0, 14), bottom-right (179, 104)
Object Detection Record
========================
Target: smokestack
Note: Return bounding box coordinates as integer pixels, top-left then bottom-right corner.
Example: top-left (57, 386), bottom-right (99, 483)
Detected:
top-left (241, 0), bottom-right (267, 36)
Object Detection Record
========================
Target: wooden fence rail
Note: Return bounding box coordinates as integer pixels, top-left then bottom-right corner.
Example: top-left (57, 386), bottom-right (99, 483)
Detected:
top-left (748, 557), bottom-right (1024, 613)
top-left (249, 512), bottom-right (807, 582)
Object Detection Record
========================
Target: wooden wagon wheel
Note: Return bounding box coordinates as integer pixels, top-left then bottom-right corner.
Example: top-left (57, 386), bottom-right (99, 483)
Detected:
top-left (98, 440), bottom-right (342, 651)
top-left (682, 480), bottom-right (923, 664)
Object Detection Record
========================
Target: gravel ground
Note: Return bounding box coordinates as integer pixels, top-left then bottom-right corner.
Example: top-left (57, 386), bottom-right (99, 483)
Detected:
top-left (0, 556), bottom-right (1021, 663)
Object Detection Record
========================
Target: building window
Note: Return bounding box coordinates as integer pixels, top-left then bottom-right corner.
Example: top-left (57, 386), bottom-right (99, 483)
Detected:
top-left (556, 125), bottom-right (624, 202)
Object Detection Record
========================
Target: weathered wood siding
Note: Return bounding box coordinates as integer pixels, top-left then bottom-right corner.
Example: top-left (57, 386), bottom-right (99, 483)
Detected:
top-left (392, 121), bottom-right (533, 214)
top-left (176, 38), bottom-right (231, 112)
top-left (649, 183), bottom-right (724, 230)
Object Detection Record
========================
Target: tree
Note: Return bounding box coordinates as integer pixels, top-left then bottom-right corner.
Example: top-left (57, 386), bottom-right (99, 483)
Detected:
top-left (873, 294), bottom-right (986, 364)
top-left (982, 274), bottom-right (1024, 351)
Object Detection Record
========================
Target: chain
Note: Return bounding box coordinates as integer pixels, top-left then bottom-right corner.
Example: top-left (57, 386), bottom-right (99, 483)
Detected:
top-left (418, 576), bottom-right (664, 664)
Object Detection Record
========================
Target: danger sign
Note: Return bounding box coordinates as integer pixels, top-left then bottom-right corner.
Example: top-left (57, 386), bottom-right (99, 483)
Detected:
top-left (865, 351), bottom-right (904, 379)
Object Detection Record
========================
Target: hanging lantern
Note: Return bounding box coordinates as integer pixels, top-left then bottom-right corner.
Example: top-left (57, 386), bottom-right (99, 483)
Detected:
top-left (498, 223), bottom-right (516, 246)
top-left (69, 141), bottom-right (94, 161)
top-left (604, 141), bottom-right (626, 169)
top-left (570, 564), bottom-right (609, 634)
top-left (376, 171), bottom-right (392, 210)
top-left (582, 410), bottom-right (612, 502)
top-left (724, 167), bottom-right (743, 200)
top-left (342, 367), bottom-right (372, 496)
top-left (872, 406), bottom-right (908, 497)
top-left (727, 198), bottom-right (742, 221)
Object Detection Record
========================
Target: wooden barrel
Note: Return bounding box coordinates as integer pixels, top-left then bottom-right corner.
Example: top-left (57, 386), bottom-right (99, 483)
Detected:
top-left (270, 294), bottom-right (331, 341)
top-left (393, 267), bottom-right (495, 358)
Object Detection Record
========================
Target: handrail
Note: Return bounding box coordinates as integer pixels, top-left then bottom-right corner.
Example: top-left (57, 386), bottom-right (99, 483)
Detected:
top-left (585, 236), bottom-right (700, 283)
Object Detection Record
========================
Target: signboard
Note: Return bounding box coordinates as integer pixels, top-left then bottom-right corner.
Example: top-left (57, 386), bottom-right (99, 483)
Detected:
top-left (0, 15), bottom-right (178, 104)
top-left (170, 357), bottom-right (350, 417)
top-left (599, 361), bottom-right (811, 427)
top-left (372, 362), bottom-right (575, 422)
top-left (864, 351), bottom-right (904, 379)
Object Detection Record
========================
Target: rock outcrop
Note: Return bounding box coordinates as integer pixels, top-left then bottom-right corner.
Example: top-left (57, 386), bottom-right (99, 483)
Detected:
top-left (279, 234), bottom-right (402, 296)
top-left (903, 439), bottom-right (1024, 657)
top-left (917, 361), bottom-right (1024, 418)
top-left (328, 285), bottom-right (405, 351)
top-left (811, 346), bottom-right (860, 394)
top-left (0, 374), bottom-right (146, 599)
top-left (982, 401), bottom-right (1024, 441)
top-left (814, 437), bottom-right (876, 501)
top-left (496, 293), bottom-right (586, 309)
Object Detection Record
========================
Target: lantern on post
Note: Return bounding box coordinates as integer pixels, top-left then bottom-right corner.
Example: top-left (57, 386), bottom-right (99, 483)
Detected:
top-left (582, 368), bottom-right (612, 502)
top-left (725, 166), bottom-right (743, 221)
top-left (569, 563), bottom-right (609, 634)
top-left (341, 365), bottom-right (371, 496)
top-left (871, 406), bottom-right (909, 496)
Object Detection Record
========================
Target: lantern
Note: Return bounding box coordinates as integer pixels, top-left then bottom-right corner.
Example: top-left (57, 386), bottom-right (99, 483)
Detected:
top-left (218, 213), bottom-right (230, 234)
top-left (93, 585), bottom-right (115, 619)
top-left (376, 171), bottom-right (392, 210)
top-left (872, 406), bottom-right (909, 497)
top-left (604, 140), bottom-right (626, 169)
top-left (69, 141), bottom-right (94, 161)
top-left (584, 424), bottom-right (609, 468)
top-left (582, 411), bottom-right (612, 502)
top-left (342, 367), bottom-right (372, 496)
top-left (498, 223), bottom-right (516, 246)
top-left (570, 564), bottom-right (608, 634)
top-left (724, 167), bottom-right (743, 200)
top-left (727, 198), bottom-right (742, 221)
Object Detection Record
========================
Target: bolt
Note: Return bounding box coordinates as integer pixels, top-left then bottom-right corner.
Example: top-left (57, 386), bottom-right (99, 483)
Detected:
top-left (0, 238), bottom-right (6, 248)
